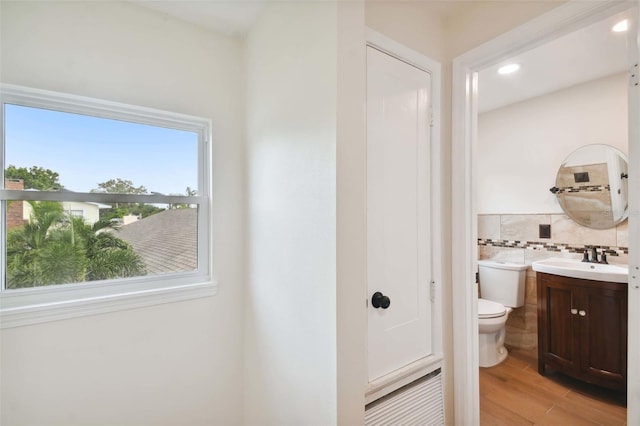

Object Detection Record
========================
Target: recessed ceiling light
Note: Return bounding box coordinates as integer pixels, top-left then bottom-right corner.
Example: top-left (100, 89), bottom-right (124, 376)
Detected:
top-left (612, 19), bottom-right (628, 33)
top-left (497, 64), bottom-right (520, 75)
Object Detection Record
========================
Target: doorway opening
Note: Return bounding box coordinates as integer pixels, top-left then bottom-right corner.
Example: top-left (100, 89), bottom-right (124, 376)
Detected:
top-left (452, 1), bottom-right (639, 424)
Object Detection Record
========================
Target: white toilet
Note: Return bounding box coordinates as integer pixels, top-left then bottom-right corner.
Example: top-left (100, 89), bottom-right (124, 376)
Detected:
top-left (477, 260), bottom-right (528, 368)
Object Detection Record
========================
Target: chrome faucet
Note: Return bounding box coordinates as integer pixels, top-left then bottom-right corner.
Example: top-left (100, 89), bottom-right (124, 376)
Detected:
top-left (591, 246), bottom-right (599, 263)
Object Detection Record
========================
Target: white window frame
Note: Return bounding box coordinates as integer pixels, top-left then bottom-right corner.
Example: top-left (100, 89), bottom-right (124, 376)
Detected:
top-left (0, 84), bottom-right (216, 328)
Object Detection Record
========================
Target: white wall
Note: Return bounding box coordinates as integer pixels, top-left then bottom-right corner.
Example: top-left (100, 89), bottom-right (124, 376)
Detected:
top-left (1, 2), bottom-right (245, 424)
top-left (478, 73), bottom-right (628, 214)
top-left (244, 2), bottom-right (339, 424)
top-left (0, 1), bottom-right (590, 424)
top-left (365, 2), bottom-right (447, 63)
top-left (446, 1), bottom-right (565, 58)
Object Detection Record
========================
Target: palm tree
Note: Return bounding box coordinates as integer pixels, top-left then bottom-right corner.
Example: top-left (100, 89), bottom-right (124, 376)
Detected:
top-left (71, 217), bottom-right (146, 281)
top-left (6, 201), bottom-right (146, 289)
top-left (6, 201), bottom-right (84, 287)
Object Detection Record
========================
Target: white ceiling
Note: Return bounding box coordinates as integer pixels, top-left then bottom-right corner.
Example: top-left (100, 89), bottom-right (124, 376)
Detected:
top-left (478, 9), bottom-right (632, 113)
top-left (130, 1), bottom-right (632, 113)
top-left (131, 0), bottom-right (470, 37)
top-left (131, 0), bottom-right (267, 37)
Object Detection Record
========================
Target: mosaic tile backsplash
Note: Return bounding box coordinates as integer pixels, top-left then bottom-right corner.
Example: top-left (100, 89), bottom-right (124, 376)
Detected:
top-left (478, 239), bottom-right (628, 257)
top-left (477, 213), bottom-right (629, 353)
top-left (477, 213), bottom-right (628, 265)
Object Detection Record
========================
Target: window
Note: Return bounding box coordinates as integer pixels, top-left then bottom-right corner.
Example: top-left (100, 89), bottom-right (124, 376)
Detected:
top-left (0, 85), bottom-right (215, 327)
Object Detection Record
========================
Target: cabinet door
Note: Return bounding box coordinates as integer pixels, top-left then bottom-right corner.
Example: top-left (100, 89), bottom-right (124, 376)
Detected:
top-left (579, 284), bottom-right (627, 389)
top-left (538, 274), bottom-right (580, 375)
top-left (366, 46), bottom-right (433, 381)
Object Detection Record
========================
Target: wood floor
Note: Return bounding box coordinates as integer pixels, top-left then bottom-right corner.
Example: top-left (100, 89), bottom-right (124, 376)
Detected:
top-left (480, 347), bottom-right (627, 426)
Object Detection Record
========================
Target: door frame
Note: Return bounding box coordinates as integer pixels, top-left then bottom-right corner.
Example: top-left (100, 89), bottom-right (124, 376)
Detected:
top-left (451, 0), bottom-right (640, 424)
top-left (365, 28), bottom-right (444, 404)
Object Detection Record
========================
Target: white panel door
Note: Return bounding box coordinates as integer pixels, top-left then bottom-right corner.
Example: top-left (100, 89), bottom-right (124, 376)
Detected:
top-left (366, 46), bottom-right (432, 381)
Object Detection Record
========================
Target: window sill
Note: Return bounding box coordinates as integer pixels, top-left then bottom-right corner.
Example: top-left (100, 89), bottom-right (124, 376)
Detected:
top-left (0, 280), bottom-right (217, 328)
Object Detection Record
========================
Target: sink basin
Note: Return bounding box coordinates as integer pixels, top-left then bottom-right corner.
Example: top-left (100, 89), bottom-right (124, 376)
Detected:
top-left (532, 257), bottom-right (628, 283)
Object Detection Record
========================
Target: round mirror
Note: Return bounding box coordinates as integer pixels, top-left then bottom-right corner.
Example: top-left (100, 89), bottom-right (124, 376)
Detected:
top-left (554, 144), bottom-right (628, 229)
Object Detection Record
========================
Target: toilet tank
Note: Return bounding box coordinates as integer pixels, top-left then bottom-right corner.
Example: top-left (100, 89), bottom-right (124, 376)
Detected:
top-left (478, 260), bottom-right (528, 308)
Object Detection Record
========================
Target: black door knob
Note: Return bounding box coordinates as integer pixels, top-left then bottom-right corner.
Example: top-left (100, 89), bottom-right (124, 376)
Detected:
top-left (371, 292), bottom-right (391, 309)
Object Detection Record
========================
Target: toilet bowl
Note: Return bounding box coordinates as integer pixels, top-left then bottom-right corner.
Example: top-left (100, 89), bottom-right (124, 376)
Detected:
top-left (478, 298), bottom-right (512, 367)
top-left (477, 260), bottom-right (528, 368)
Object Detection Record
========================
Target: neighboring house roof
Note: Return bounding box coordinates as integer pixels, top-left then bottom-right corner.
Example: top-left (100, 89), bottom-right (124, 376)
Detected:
top-left (113, 208), bottom-right (197, 275)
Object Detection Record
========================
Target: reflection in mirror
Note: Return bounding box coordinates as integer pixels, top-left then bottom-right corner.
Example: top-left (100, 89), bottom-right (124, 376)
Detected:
top-left (554, 144), bottom-right (628, 229)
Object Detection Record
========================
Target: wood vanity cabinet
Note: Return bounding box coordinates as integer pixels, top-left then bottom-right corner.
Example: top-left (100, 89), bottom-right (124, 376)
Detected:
top-left (537, 272), bottom-right (627, 391)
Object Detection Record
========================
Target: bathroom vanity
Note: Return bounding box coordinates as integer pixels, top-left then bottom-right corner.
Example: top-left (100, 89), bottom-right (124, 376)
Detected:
top-left (533, 143), bottom-right (629, 392)
top-left (536, 271), bottom-right (627, 391)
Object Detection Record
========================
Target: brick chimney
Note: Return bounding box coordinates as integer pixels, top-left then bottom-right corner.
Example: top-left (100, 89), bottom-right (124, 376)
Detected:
top-left (5, 179), bottom-right (26, 230)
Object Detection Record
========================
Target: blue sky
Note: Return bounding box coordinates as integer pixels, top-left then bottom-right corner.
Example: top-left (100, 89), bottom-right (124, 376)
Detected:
top-left (4, 104), bottom-right (198, 195)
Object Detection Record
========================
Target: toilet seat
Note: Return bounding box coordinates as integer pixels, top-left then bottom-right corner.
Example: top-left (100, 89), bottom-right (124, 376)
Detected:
top-left (478, 298), bottom-right (506, 319)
